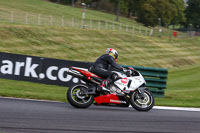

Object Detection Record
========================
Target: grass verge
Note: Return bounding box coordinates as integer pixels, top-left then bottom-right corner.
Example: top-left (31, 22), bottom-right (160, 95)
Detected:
top-left (0, 24), bottom-right (200, 107)
top-left (0, 78), bottom-right (67, 102)
top-left (0, 65), bottom-right (199, 107)
top-left (156, 65), bottom-right (200, 107)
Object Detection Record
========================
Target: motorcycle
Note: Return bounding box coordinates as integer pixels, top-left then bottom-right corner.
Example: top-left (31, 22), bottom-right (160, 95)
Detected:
top-left (67, 67), bottom-right (154, 111)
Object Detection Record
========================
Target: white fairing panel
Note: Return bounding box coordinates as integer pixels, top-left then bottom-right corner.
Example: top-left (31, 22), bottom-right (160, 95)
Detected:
top-left (114, 73), bottom-right (146, 91)
top-left (128, 76), bottom-right (145, 90)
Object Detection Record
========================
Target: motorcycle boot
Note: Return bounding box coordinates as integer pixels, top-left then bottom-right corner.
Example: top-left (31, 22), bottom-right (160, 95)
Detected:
top-left (97, 79), bottom-right (111, 92)
top-left (97, 73), bottom-right (120, 92)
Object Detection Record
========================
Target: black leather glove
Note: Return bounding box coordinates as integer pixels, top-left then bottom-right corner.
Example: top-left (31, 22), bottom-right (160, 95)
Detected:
top-left (126, 70), bottom-right (132, 76)
top-left (123, 68), bottom-right (132, 76)
top-left (123, 68), bottom-right (128, 73)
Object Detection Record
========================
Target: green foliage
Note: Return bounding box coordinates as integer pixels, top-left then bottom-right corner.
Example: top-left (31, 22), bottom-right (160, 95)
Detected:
top-left (49, 0), bottom-right (78, 5)
top-left (119, 0), bottom-right (128, 14)
top-left (186, 0), bottom-right (200, 27)
top-left (169, 0), bottom-right (186, 25)
top-left (133, 0), bottom-right (186, 27)
top-left (46, 0), bottom-right (187, 26)
top-left (50, 0), bottom-right (70, 4)
top-left (0, 0), bottom-right (142, 25)
top-left (47, 0), bottom-right (187, 27)
top-left (137, 3), bottom-right (156, 26)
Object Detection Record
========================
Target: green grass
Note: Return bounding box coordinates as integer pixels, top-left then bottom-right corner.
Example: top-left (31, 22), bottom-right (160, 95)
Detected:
top-left (1, 65), bottom-right (199, 107)
top-left (0, 0), bottom-right (200, 107)
top-left (156, 65), bottom-right (200, 107)
top-left (0, 0), bottom-right (183, 37)
top-left (0, 24), bottom-right (200, 107)
top-left (1, 0), bottom-right (134, 22)
top-left (1, 64), bottom-right (200, 107)
top-left (0, 0), bottom-right (148, 33)
top-left (0, 79), bottom-right (67, 102)
top-left (0, 24), bottom-right (199, 68)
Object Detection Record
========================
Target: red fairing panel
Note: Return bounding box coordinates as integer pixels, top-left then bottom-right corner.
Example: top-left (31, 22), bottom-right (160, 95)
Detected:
top-left (94, 94), bottom-right (121, 104)
top-left (121, 78), bottom-right (128, 84)
top-left (128, 67), bottom-right (134, 70)
top-left (72, 67), bottom-right (101, 79)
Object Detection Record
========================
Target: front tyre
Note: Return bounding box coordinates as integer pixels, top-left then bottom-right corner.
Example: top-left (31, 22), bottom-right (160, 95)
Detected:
top-left (67, 84), bottom-right (94, 108)
top-left (130, 89), bottom-right (154, 111)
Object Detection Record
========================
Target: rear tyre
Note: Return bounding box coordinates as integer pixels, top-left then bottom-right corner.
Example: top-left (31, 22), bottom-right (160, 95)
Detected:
top-left (67, 84), bottom-right (94, 108)
top-left (130, 89), bottom-right (154, 111)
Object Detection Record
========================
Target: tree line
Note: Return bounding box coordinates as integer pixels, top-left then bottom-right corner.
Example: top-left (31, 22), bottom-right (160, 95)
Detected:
top-left (49, 0), bottom-right (200, 28)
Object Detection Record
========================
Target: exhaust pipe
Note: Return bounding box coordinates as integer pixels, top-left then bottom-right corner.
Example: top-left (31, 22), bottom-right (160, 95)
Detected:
top-left (67, 70), bottom-right (84, 79)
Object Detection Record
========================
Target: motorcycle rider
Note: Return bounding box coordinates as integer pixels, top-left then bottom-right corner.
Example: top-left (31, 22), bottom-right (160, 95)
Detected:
top-left (89, 48), bottom-right (127, 91)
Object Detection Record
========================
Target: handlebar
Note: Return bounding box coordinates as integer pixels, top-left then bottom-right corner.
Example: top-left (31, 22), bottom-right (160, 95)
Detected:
top-left (122, 67), bottom-right (139, 77)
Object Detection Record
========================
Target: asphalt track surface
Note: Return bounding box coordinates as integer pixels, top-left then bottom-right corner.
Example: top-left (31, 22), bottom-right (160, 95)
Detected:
top-left (0, 98), bottom-right (200, 133)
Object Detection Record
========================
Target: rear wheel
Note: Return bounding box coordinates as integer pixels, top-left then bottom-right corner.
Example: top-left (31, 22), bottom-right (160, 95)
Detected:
top-left (67, 84), bottom-right (94, 108)
top-left (130, 89), bottom-right (154, 111)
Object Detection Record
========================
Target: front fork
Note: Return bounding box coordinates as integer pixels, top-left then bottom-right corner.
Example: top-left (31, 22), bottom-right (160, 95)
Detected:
top-left (123, 87), bottom-right (146, 101)
top-left (137, 87), bottom-right (146, 99)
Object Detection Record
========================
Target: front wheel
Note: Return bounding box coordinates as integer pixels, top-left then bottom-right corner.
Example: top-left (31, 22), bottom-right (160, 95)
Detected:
top-left (130, 89), bottom-right (154, 111)
top-left (67, 84), bottom-right (94, 108)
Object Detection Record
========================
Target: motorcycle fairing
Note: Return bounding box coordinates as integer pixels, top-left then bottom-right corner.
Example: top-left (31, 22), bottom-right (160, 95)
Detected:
top-left (94, 94), bottom-right (128, 105)
top-left (71, 67), bottom-right (102, 79)
top-left (114, 75), bottom-right (145, 91)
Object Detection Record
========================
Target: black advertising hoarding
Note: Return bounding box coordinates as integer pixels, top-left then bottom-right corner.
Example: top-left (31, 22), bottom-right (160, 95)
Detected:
top-left (0, 52), bottom-right (167, 97)
top-left (0, 52), bottom-right (93, 86)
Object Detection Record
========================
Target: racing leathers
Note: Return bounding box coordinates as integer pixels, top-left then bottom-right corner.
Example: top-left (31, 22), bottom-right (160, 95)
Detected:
top-left (89, 54), bottom-right (123, 89)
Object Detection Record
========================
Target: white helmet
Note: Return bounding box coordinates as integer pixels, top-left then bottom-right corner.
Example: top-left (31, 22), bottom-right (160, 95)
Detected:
top-left (106, 48), bottom-right (118, 60)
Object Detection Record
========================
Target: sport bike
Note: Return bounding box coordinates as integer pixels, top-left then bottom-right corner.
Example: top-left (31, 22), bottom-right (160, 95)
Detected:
top-left (67, 67), bottom-right (154, 111)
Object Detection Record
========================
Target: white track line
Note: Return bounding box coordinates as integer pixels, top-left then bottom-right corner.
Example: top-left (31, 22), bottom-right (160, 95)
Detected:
top-left (127, 105), bottom-right (200, 112)
top-left (1, 96), bottom-right (200, 112)
top-left (0, 96), bottom-right (63, 103)
top-left (153, 106), bottom-right (200, 112)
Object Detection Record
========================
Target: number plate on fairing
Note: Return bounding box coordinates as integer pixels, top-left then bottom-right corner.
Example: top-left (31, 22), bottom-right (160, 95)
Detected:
top-left (115, 76), bottom-right (145, 91)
